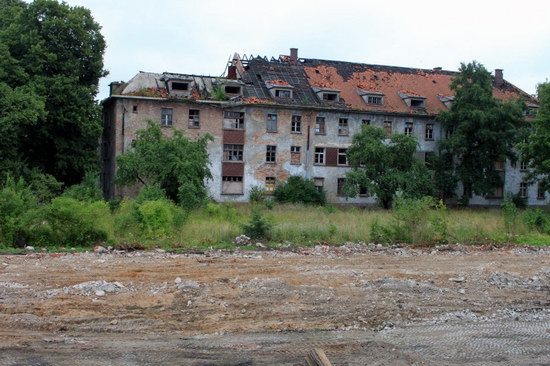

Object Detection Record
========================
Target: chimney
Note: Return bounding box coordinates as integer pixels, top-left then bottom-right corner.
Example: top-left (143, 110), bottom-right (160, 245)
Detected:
top-left (290, 48), bottom-right (298, 64)
top-left (495, 69), bottom-right (504, 87)
top-left (433, 67), bottom-right (442, 72)
top-left (227, 65), bottom-right (237, 80)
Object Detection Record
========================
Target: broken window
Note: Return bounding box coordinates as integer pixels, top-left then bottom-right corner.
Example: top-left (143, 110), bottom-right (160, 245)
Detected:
top-left (171, 82), bottom-right (189, 91)
top-left (520, 161), bottom-right (528, 171)
top-left (188, 109), bottom-right (200, 128)
top-left (314, 177), bottom-right (324, 192)
top-left (265, 177), bottom-right (276, 193)
top-left (290, 146), bottom-right (301, 165)
top-left (266, 113), bottom-right (278, 132)
top-left (222, 176), bottom-right (243, 195)
top-left (132, 105), bottom-right (138, 113)
top-left (291, 115), bottom-right (302, 133)
top-left (405, 122), bottom-right (413, 136)
top-left (314, 147), bottom-right (325, 165)
top-left (383, 121), bottom-right (392, 137)
top-left (315, 116), bottom-right (326, 135)
top-left (266, 145), bottom-right (276, 163)
top-left (519, 182), bottom-right (528, 198)
top-left (224, 85), bottom-right (241, 94)
top-left (362, 119), bottom-right (371, 126)
top-left (494, 160), bottom-right (505, 171)
top-left (322, 93), bottom-right (338, 101)
top-left (366, 95), bottom-right (383, 104)
top-left (537, 183), bottom-right (546, 200)
top-left (161, 108), bottom-right (173, 127)
top-left (425, 123), bottom-right (434, 140)
top-left (410, 98), bottom-right (425, 108)
top-left (223, 144), bottom-right (243, 161)
top-left (223, 111), bottom-right (245, 129)
top-left (337, 148), bottom-right (348, 166)
top-left (445, 127), bottom-right (454, 138)
top-left (275, 89), bottom-right (292, 98)
top-left (338, 118), bottom-right (349, 136)
top-left (337, 178), bottom-right (346, 196)
top-left (359, 185), bottom-right (368, 196)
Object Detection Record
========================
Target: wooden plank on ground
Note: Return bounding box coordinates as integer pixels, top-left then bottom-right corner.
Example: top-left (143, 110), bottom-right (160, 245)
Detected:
top-left (305, 348), bottom-right (333, 366)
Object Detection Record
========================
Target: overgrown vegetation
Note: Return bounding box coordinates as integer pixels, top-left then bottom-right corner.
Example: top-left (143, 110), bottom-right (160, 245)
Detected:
top-left (273, 176), bottom-right (326, 205)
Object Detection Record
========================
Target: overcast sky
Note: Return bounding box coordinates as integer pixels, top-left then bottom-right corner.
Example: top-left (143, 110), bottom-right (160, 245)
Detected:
top-left (62, 0), bottom-right (550, 101)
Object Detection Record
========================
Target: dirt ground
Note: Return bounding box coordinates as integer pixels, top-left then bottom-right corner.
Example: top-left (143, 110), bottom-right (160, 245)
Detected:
top-left (0, 244), bottom-right (549, 365)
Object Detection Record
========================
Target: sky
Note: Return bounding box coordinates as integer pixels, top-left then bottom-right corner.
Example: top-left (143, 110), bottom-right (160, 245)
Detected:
top-left (61, 0), bottom-right (550, 101)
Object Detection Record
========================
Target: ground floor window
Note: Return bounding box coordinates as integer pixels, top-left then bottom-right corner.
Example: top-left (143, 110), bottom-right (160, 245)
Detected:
top-left (265, 177), bottom-right (276, 193)
top-left (337, 178), bottom-right (346, 196)
top-left (538, 183), bottom-right (546, 200)
top-left (222, 176), bottom-right (243, 195)
top-left (314, 177), bottom-right (324, 193)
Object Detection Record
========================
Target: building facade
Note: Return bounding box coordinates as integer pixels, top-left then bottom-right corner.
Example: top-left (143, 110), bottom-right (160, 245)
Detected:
top-left (101, 49), bottom-right (547, 206)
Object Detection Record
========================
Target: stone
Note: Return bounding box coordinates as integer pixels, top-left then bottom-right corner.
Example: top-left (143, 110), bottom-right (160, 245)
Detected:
top-left (94, 245), bottom-right (107, 254)
top-left (95, 290), bottom-right (106, 297)
top-left (110, 319), bottom-right (119, 325)
top-left (175, 277), bottom-right (182, 284)
top-left (458, 288), bottom-right (466, 294)
top-left (449, 276), bottom-right (465, 283)
top-left (255, 242), bottom-right (266, 248)
top-left (25, 246), bottom-right (35, 252)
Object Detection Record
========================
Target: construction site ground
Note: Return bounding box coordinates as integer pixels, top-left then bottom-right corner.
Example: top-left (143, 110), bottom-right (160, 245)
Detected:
top-left (1, 243), bottom-right (549, 365)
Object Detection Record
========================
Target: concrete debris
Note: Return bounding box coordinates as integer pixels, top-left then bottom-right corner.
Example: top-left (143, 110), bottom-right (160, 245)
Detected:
top-left (234, 235), bottom-right (251, 246)
top-left (25, 246), bottom-right (34, 252)
top-left (46, 280), bottom-right (127, 297)
top-left (175, 279), bottom-right (200, 291)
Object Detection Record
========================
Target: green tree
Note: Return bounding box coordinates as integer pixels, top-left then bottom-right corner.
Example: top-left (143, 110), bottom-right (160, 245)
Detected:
top-left (438, 61), bottom-right (524, 203)
top-left (345, 125), bottom-right (433, 209)
top-left (0, 0), bottom-right (106, 185)
top-left (521, 81), bottom-right (550, 193)
top-left (116, 122), bottom-right (213, 209)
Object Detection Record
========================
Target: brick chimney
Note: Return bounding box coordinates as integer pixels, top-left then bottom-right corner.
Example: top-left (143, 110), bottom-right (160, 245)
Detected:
top-left (290, 48), bottom-right (298, 64)
top-left (495, 69), bottom-right (504, 87)
top-left (227, 65), bottom-right (237, 80)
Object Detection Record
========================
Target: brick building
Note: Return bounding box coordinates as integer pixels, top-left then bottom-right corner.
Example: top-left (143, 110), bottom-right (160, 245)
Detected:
top-left (101, 49), bottom-right (547, 205)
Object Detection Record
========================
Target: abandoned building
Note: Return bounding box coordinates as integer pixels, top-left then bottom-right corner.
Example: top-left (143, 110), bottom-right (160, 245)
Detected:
top-left (101, 48), bottom-right (547, 206)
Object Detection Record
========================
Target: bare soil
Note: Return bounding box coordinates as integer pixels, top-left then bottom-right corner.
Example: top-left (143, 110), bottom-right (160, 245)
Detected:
top-left (1, 244), bottom-right (549, 365)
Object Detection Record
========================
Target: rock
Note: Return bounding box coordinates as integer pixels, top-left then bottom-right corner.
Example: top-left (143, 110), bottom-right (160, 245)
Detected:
top-left (25, 246), bottom-right (34, 252)
top-left (255, 242), bottom-right (266, 248)
top-left (234, 235), bottom-right (251, 246)
top-left (459, 288), bottom-right (466, 294)
top-left (187, 300), bottom-right (192, 307)
top-left (110, 319), bottom-right (119, 325)
top-left (155, 248), bottom-right (166, 253)
top-left (176, 279), bottom-right (200, 290)
top-left (174, 277), bottom-right (182, 284)
top-left (94, 245), bottom-right (108, 254)
top-left (449, 276), bottom-right (465, 283)
top-left (95, 290), bottom-right (106, 297)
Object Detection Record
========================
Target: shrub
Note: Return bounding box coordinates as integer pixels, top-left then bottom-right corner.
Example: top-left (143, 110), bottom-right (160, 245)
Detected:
top-left (523, 208), bottom-right (550, 233)
top-left (137, 200), bottom-right (175, 239)
top-left (501, 195), bottom-right (518, 238)
top-left (136, 184), bottom-right (167, 204)
top-left (273, 176), bottom-right (325, 205)
top-left (204, 202), bottom-right (239, 222)
top-left (249, 185), bottom-right (266, 203)
top-left (242, 208), bottom-right (272, 240)
top-left (62, 172), bottom-right (102, 202)
top-left (0, 176), bottom-right (37, 246)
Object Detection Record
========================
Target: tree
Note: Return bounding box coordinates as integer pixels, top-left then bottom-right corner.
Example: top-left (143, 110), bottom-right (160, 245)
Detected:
top-left (116, 122), bottom-right (213, 209)
top-left (345, 125), bottom-right (434, 209)
top-left (521, 81), bottom-right (550, 193)
top-left (437, 61), bottom-right (524, 203)
top-left (0, 0), bottom-right (106, 185)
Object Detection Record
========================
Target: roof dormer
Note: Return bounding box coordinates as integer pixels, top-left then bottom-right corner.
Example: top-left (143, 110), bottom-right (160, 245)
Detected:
top-left (265, 79), bottom-right (294, 99)
top-left (438, 95), bottom-right (454, 109)
top-left (358, 89), bottom-right (384, 105)
top-left (167, 78), bottom-right (193, 97)
top-left (313, 87), bottom-right (341, 102)
top-left (399, 91), bottom-right (426, 109)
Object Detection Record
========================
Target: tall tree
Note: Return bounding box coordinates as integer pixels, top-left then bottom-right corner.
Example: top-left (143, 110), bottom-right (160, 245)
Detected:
top-left (521, 81), bottom-right (550, 192)
top-left (0, 0), bottom-right (106, 185)
top-left (437, 61), bottom-right (524, 203)
top-left (345, 125), bottom-right (433, 209)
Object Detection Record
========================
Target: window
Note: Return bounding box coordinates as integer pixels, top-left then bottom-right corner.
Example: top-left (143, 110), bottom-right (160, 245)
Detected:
top-left (266, 145), bottom-right (276, 163)
top-left (224, 111), bottom-right (244, 129)
top-left (446, 127), bottom-right (454, 138)
top-left (132, 105), bottom-right (138, 113)
top-left (519, 182), bottom-right (528, 198)
top-left (315, 116), bottom-right (326, 135)
top-left (275, 89), bottom-right (292, 98)
top-left (224, 85), bottom-right (241, 94)
top-left (265, 177), bottom-right (276, 193)
top-left (383, 121), bottom-right (392, 137)
top-left (537, 183), bottom-right (546, 200)
top-left (172, 82), bottom-right (189, 91)
top-left (314, 147), bottom-right (325, 165)
top-left (322, 93), bottom-right (338, 101)
top-left (425, 151), bottom-right (434, 168)
top-left (405, 122), bottom-right (413, 136)
top-left (410, 98), bottom-right (425, 108)
top-left (337, 178), bottom-right (346, 196)
top-left (425, 123), bottom-right (434, 140)
top-left (494, 160), bottom-right (505, 171)
top-left (491, 186), bottom-right (504, 199)
top-left (362, 119), bottom-right (371, 126)
top-left (338, 148), bottom-right (348, 166)
top-left (267, 113), bottom-right (278, 132)
top-left (290, 146), bottom-right (301, 165)
top-left (520, 161), bottom-right (528, 171)
top-left (314, 177), bottom-right (324, 192)
top-left (366, 95), bottom-right (383, 104)
top-left (223, 144), bottom-right (243, 161)
top-left (291, 115), bottom-right (302, 133)
top-left (161, 108), bottom-right (173, 126)
top-left (359, 185), bottom-right (368, 196)
top-left (188, 109), bottom-right (200, 128)
top-left (338, 118), bottom-right (349, 136)
top-left (222, 176), bottom-right (243, 195)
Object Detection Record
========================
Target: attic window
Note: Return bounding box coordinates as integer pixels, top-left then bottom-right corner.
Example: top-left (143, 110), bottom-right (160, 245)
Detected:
top-left (275, 89), bottom-right (292, 98)
top-left (172, 82), bottom-right (189, 91)
top-left (225, 85), bottom-right (241, 94)
top-left (366, 95), bottom-right (383, 105)
top-left (410, 99), bottom-right (425, 108)
top-left (322, 93), bottom-right (338, 101)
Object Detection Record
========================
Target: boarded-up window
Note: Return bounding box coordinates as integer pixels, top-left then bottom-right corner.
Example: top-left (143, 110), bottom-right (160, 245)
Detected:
top-left (222, 176), bottom-right (243, 195)
top-left (314, 177), bottom-right (324, 192)
top-left (325, 147), bottom-right (338, 166)
top-left (291, 146), bottom-right (301, 165)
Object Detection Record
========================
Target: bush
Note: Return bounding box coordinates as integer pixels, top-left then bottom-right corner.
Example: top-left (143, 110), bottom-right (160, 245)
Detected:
top-left (273, 176), bottom-right (325, 205)
top-left (242, 208), bottom-right (272, 239)
top-left (249, 185), bottom-right (266, 203)
top-left (204, 202), bottom-right (239, 222)
top-left (23, 197), bottom-right (113, 247)
top-left (501, 195), bottom-right (518, 238)
top-left (137, 200), bottom-right (175, 239)
top-left (523, 208), bottom-right (550, 233)
top-left (0, 176), bottom-right (37, 246)
top-left (62, 172), bottom-right (102, 202)
top-left (136, 184), bottom-right (167, 204)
